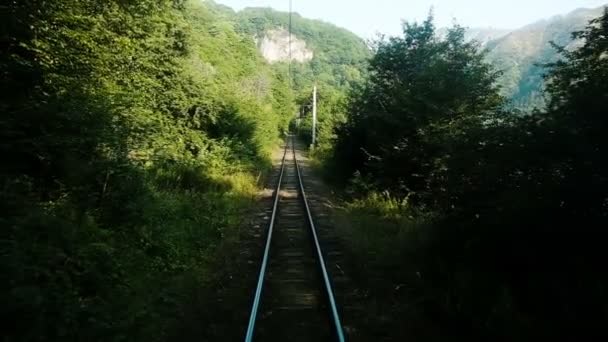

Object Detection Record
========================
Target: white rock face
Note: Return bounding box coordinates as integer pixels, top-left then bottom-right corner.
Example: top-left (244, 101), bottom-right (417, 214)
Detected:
top-left (257, 28), bottom-right (313, 63)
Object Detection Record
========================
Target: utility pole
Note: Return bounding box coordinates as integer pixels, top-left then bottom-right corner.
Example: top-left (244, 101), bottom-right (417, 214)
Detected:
top-left (312, 85), bottom-right (317, 148)
top-left (288, 0), bottom-right (292, 85)
top-left (289, 0), bottom-right (299, 128)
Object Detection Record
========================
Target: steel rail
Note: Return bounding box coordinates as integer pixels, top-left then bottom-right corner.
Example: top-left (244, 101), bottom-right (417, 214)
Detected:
top-left (244, 140), bottom-right (289, 342)
top-left (291, 136), bottom-right (346, 342)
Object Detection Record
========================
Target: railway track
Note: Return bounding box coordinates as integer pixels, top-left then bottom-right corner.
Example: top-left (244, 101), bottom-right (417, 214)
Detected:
top-left (244, 135), bottom-right (346, 342)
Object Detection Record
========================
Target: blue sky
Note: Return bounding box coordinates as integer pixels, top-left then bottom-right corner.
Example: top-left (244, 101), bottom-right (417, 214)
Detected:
top-left (212, 0), bottom-right (607, 38)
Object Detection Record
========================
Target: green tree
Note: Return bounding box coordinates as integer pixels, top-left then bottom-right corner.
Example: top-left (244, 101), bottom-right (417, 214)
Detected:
top-left (1, 1), bottom-right (292, 340)
top-left (332, 15), bottom-right (502, 195)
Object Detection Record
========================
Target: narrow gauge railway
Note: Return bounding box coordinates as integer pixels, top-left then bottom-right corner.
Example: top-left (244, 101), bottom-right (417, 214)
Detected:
top-left (244, 135), bottom-right (346, 342)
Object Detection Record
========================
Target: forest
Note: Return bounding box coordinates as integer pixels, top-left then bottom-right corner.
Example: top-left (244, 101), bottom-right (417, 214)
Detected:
top-left (325, 10), bottom-right (608, 341)
top-left (2, 1), bottom-right (293, 340)
top-left (2, 0), bottom-right (607, 341)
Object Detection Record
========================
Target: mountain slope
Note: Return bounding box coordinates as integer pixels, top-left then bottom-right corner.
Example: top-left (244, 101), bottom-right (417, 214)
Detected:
top-left (485, 5), bottom-right (607, 109)
top-left (234, 7), bottom-right (371, 92)
top-left (465, 27), bottom-right (512, 46)
top-left (437, 27), bottom-right (511, 46)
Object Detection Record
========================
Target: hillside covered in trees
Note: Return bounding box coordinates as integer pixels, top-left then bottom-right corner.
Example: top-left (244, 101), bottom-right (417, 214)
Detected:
top-left (236, 7), bottom-right (369, 90)
top-left (484, 5), bottom-right (606, 109)
top-left (436, 5), bottom-right (606, 110)
top-left (232, 5), bottom-right (371, 149)
top-left (205, 2), bottom-right (371, 152)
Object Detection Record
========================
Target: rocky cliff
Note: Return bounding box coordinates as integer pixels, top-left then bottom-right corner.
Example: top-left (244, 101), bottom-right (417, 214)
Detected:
top-left (256, 28), bottom-right (314, 63)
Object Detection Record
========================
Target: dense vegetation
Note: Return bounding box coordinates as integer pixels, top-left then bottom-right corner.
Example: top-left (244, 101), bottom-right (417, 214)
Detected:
top-left (3, 1), bottom-right (607, 341)
top-left (328, 10), bottom-right (608, 341)
top-left (232, 6), bottom-right (371, 150)
top-left (2, 1), bottom-right (292, 340)
top-left (235, 7), bottom-right (369, 92)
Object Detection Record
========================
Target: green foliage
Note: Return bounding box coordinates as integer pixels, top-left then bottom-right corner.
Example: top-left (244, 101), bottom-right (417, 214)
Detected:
top-left (232, 5), bottom-right (370, 151)
top-left (332, 11), bottom-right (608, 341)
top-left (1, 1), bottom-right (291, 340)
top-left (235, 7), bottom-right (369, 91)
top-left (296, 85), bottom-right (348, 159)
top-left (332, 17), bottom-right (503, 193)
